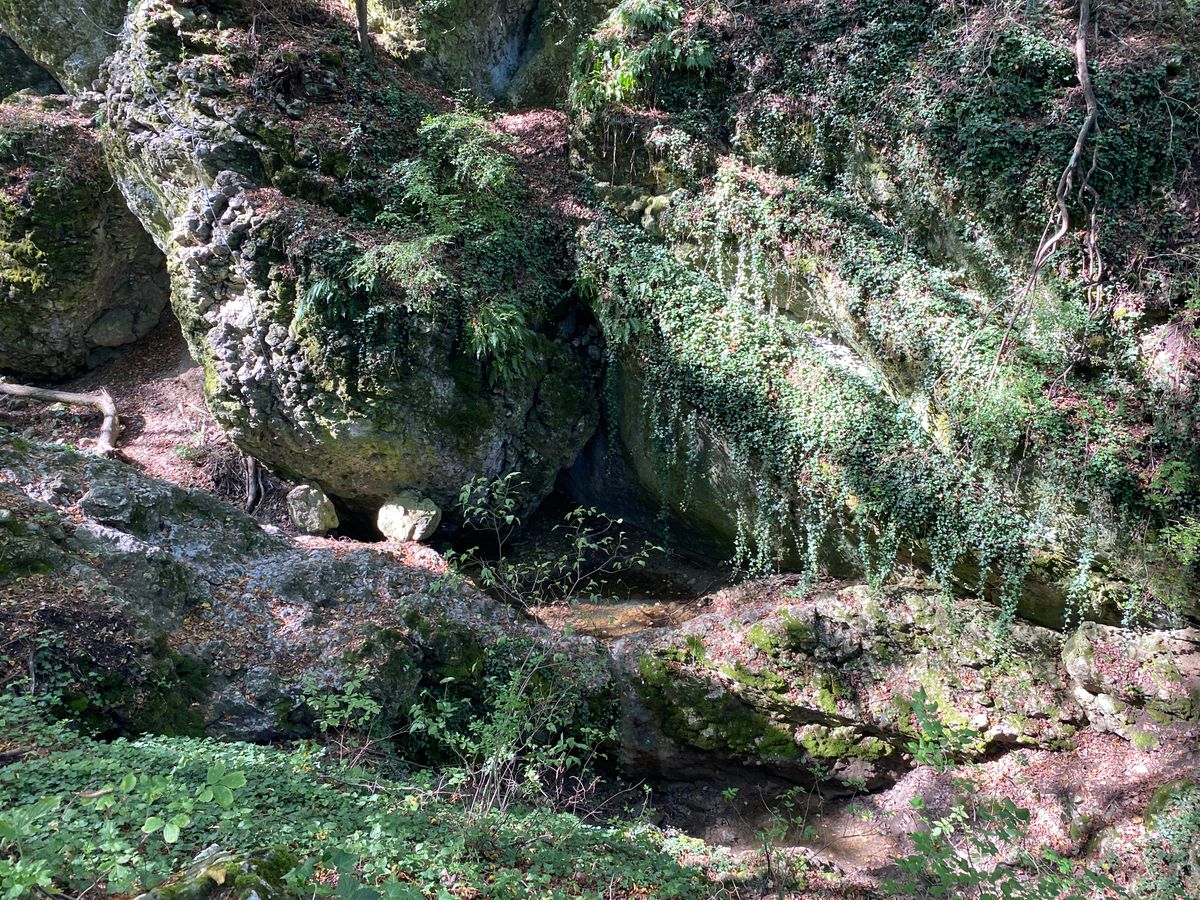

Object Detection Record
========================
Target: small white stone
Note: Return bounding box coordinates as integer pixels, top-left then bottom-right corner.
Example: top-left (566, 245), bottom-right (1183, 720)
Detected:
top-left (377, 490), bottom-right (442, 542)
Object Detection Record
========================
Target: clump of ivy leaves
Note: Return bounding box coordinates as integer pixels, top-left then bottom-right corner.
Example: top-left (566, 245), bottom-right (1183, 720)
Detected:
top-left (568, 0), bottom-right (1200, 618)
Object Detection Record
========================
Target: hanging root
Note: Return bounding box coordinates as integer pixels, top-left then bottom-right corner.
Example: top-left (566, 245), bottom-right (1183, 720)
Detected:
top-left (244, 455), bottom-right (264, 512)
top-left (1002, 0), bottom-right (1101, 356)
top-left (0, 379), bottom-right (120, 455)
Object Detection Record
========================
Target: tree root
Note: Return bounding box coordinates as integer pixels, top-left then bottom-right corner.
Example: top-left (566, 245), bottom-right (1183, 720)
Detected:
top-left (994, 0), bottom-right (1101, 376)
top-left (244, 455), bottom-right (264, 513)
top-left (0, 379), bottom-right (120, 455)
top-left (1022, 0), bottom-right (1100, 299)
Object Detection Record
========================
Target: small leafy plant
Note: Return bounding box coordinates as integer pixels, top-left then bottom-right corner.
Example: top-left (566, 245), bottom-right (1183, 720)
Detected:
top-left (446, 472), bottom-right (658, 609)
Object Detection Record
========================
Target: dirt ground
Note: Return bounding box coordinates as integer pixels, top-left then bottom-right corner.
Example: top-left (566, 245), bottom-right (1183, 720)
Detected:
top-left (0, 312), bottom-right (293, 530)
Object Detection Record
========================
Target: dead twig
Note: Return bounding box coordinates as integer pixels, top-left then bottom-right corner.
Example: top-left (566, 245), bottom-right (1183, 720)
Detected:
top-left (0, 379), bottom-right (120, 455)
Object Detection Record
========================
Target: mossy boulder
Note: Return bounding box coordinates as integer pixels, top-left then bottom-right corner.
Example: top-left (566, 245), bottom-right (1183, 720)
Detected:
top-left (0, 0), bottom-right (125, 91)
top-left (0, 96), bottom-right (168, 378)
top-left (134, 845), bottom-right (299, 900)
top-left (0, 432), bottom-right (611, 743)
top-left (79, 0), bottom-right (599, 515)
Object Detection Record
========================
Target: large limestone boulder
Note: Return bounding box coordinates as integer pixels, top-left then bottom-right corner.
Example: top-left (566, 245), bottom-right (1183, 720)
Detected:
top-left (54, 0), bottom-right (597, 516)
top-left (0, 95), bottom-right (168, 378)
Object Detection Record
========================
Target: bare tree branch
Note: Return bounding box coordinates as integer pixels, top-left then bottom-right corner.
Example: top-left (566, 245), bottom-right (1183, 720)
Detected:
top-left (0, 379), bottom-right (120, 455)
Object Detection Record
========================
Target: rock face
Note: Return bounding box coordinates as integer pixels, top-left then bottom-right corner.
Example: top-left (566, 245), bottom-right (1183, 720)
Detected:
top-left (1064, 622), bottom-right (1200, 747)
top-left (78, 0), bottom-right (595, 516)
top-left (0, 0), bottom-right (125, 91)
top-left (0, 433), bottom-right (612, 741)
top-left (377, 490), bottom-right (442, 542)
top-left (388, 0), bottom-right (607, 105)
top-left (616, 581), bottom-right (1081, 787)
top-left (617, 577), bottom-right (1200, 785)
top-left (568, 1), bottom-right (1200, 625)
top-left (0, 95), bottom-right (169, 378)
top-left (285, 482), bottom-right (338, 535)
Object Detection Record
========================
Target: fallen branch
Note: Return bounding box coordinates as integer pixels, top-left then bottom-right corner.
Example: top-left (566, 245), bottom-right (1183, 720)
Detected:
top-left (0, 378), bottom-right (120, 455)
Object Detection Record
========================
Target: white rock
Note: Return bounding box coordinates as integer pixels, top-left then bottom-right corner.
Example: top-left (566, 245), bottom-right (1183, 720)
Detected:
top-left (286, 483), bottom-right (338, 535)
top-left (377, 490), bottom-right (442, 542)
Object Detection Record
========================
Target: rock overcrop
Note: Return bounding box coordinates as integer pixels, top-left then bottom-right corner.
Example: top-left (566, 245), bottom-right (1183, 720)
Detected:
top-left (0, 433), bottom-right (607, 740)
top-left (618, 578), bottom-right (1200, 786)
top-left (0, 95), bottom-right (168, 378)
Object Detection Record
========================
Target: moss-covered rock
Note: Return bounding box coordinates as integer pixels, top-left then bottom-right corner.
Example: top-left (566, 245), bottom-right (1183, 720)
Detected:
top-left (1063, 620), bottom-right (1200, 744)
top-left (568, 0), bottom-right (1200, 627)
top-left (617, 581), bottom-right (1082, 786)
top-left (0, 432), bottom-right (612, 742)
top-left (0, 95), bottom-right (168, 378)
top-left (0, 0), bottom-right (124, 91)
top-left (134, 845), bottom-right (299, 900)
top-left (80, 0), bottom-right (598, 515)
